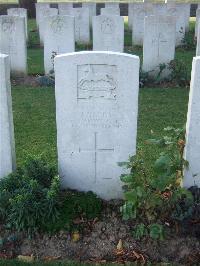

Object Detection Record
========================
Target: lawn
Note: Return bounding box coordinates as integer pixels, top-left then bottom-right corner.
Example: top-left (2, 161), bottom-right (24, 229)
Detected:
top-left (26, 18), bottom-right (196, 76)
top-left (12, 18), bottom-right (193, 170)
top-left (3, 17), bottom-right (198, 266)
top-left (12, 86), bottom-right (189, 171)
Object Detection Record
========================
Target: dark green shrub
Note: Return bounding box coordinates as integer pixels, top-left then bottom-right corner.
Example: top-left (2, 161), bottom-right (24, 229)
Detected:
top-left (168, 59), bottom-right (189, 87)
top-left (0, 156), bottom-right (60, 235)
top-left (181, 29), bottom-right (196, 50)
top-left (0, 156), bottom-right (102, 235)
top-left (24, 155), bottom-right (56, 188)
top-left (45, 191), bottom-right (102, 232)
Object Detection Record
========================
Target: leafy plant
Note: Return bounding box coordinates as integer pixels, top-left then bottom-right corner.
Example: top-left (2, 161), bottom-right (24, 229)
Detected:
top-left (45, 191), bottom-right (102, 233)
top-left (0, 156), bottom-right (60, 235)
top-left (0, 156), bottom-right (103, 235)
top-left (120, 127), bottom-right (193, 240)
top-left (168, 59), bottom-right (189, 87)
top-left (181, 28), bottom-right (196, 50)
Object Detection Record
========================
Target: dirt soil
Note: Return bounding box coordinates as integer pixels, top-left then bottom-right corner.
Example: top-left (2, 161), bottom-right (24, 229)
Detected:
top-left (1, 201), bottom-right (199, 265)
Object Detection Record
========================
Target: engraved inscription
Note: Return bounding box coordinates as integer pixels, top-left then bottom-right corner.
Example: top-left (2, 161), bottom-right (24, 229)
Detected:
top-left (77, 64), bottom-right (117, 100)
top-left (2, 19), bottom-right (15, 33)
top-left (50, 17), bottom-right (65, 34)
top-left (101, 18), bottom-right (114, 34)
top-left (152, 31), bottom-right (168, 57)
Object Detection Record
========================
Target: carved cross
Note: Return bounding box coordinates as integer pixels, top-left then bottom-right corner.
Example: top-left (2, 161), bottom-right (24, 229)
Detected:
top-left (79, 132), bottom-right (114, 182)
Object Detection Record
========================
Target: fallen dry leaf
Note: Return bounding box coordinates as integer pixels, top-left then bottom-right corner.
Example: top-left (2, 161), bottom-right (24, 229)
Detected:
top-left (117, 239), bottom-right (123, 250)
top-left (43, 256), bottom-right (61, 261)
top-left (18, 254), bottom-right (34, 263)
top-left (72, 231), bottom-right (80, 242)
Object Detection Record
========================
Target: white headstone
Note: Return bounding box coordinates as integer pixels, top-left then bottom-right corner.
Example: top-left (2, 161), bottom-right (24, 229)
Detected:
top-left (132, 3), bottom-right (154, 46)
top-left (128, 3), bottom-right (134, 30)
top-left (183, 4), bottom-right (191, 32)
top-left (44, 15), bottom-right (75, 74)
top-left (58, 3), bottom-right (73, 15)
top-left (105, 3), bottom-right (119, 9)
top-left (38, 8), bottom-right (58, 46)
top-left (195, 9), bottom-right (200, 38)
top-left (69, 8), bottom-right (90, 44)
top-left (0, 16), bottom-right (27, 75)
top-left (0, 54), bottom-right (16, 179)
top-left (184, 56), bottom-right (200, 188)
top-left (35, 3), bottom-right (50, 28)
top-left (197, 22), bottom-right (200, 56)
top-left (143, 15), bottom-right (176, 76)
top-left (101, 7), bottom-right (120, 16)
top-left (93, 15), bottom-right (124, 52)
top-left (154, 3), bottom-right (167, 16)
top-left (55, 51), bottom-right (140, 200)
top-left (82, 3), bottom-right (96, 27)
top-left (7, 8), bottom-right (28, 40)
top-left (167, 3), bottom-right (186, 46)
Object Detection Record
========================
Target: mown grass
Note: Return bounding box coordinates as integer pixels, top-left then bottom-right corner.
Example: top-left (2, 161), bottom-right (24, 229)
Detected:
top-left (12, 86), bottom-right (189, 171)
top-left (0, 260), bottom-right (148, 266)
top-left (27, 18), bottom-right (196, 77)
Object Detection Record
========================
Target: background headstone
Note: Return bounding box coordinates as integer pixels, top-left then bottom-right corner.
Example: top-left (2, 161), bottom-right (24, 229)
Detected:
top-left (143, 15), bottom-right (176, 77)
top-left (38, 8), bottom-right (58, 46)
top-left (7, 8), bottom-right (28, 40)
top-left (132, 3), bottom-right (154, 46)
top-left (128, 3), bottom-right (134, 30)
top-left (82, 3), bottom-right (96, 27)
top-left (93, 15), bottom-right (124, 52)
top-left (55, 51), bottom-right (140, 200)
top-left (0, 15), bottom-right (27, 75)
top-left (58, 3), bottom-right (73, 15)
top-left (0, 54), bottom-right (16, 179)
top-left (105, 3), bottom-right (119, 9)
top-left (35, 3), bottom-right (50, 28)
top-left (195, 9), bottom-right (200, 38)
top-left (184, 56), bottom-right (200, 188)
top-left (167, 3), bottom-right (186, 46)
top-left (69, 8), bottom-right (90, 44)
top-left (44, 15), bottom-right (75, 74)
top-left (196, 22), bottom-right (200, 56)
top-left (101, 7), bottom-right (120, 16)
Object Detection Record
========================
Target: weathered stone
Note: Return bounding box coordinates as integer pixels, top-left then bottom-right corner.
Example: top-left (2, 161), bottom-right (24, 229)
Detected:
top-left (195, 9), bottom-right (200, 38)
top-left (35, 3), bottom-right (50, 28)
top-left (82, 3), bottom-right (96, 27)
top-left (101, 7), bottom-right (120, 16)
top-left (38, 8), bottom-right (58, 46)
top-left (55, 51), bottom-right (140, 199)
top-left (69, 8), bottom-right (90, 44)
top-left (143, 15), bottom-right (176, 77)
top-left (93, 15), bottom-right (124, 52)
top-left (44, 15), bottom-right (75, 74)
top-left (58, 3), bottom-right (73, 15)
top-left (167, 3), bottom-right (186, 46)
top-left (196, 22), bottom-right (200, 56)
top-left (0, 54), bottom-right (16, 179)
top-left (7, 8), bottom-right (28, 39)
top-left (184, 56), bottom-right (200, 188)
top-left (0, 15), bottom-right (27, 75)
top-left (132, 3), bottom-right (154, 46)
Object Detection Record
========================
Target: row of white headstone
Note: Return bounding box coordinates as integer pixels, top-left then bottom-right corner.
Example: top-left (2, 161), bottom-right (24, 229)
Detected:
top-left (36, 2), bottom-right (190, 47)
top-left (0, 4), bottom-right (199, 77)
top-left (1, 51), bottom-right (200, 199)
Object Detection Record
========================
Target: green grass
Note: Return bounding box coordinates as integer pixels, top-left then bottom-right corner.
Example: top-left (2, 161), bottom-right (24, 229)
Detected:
top-left (12, 86), bottom-right (189, 170)
top-left (0, 260), bottom-right (142, 266)
top-left (27, 19), bottom-right (196, 77)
